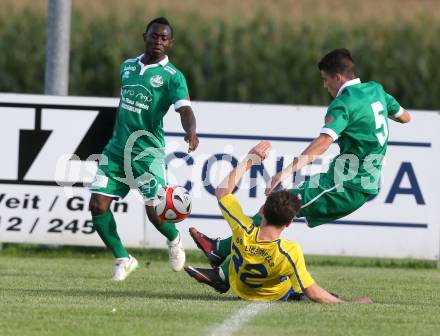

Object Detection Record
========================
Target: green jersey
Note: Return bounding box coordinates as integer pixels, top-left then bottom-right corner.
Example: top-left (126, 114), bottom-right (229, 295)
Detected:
top-left (321, 79), bottom-right (402, 194)
top-left (105, 55), bottom-right (191, 161)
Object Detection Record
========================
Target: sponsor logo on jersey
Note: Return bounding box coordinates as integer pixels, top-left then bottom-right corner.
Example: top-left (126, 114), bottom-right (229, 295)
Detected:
top-left (123, 65), bottom-right (137, 72)
top-left (325, 117), bottom-right (333, 123)
top-left (150, 75), bottom-right (164, 88)
top-left (120, 84), bottom-right (153, 113)
top-left (121, 85), bottom-right (153, 103)
top-left (122, 71), bottom-right (130, 79)
top-left (135, 93), bottom-right (152, 103)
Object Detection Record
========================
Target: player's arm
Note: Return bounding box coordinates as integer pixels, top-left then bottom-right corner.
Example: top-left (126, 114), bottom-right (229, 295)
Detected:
top-left (215, 141), bottom-right (271, 201)
top-left (385, 92), bottom-right (411, 124)
top-left (304, 283), bottom-right (372, 304)
top-left (267, 102), bottom-right (347, 194)
top-left (172, 70), bottom-right (199, 153)
top-left (288, 241), bottom-right (372, 305)
top-left (388, 107), bottom-right (411, 123)
top-left (176, 106), bottom-right (199, 153)
top-left (266, 134), bottom-right (333, 194)
top-left (303, 283), bottom-right (344, 303)
top-left (287, 242), bottom-right (344, 304)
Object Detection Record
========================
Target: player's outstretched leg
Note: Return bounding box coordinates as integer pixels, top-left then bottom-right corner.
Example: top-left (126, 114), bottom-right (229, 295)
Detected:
top-left (189, 227), bottom-right (227, 268)
top-left (184, 265), bottom-right (230, 293)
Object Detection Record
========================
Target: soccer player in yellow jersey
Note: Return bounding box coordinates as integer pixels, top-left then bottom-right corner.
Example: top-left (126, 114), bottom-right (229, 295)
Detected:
top-left (185, 141), bottom-right (371, 303)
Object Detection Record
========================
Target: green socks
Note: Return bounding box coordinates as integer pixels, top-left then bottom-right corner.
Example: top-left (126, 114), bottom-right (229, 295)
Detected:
top-left (92, 210), bottom-right (178, 258)
top-left (219, 256), bottom-right (230, 282)
top-left (218, 237), bottom-right (232, 258)
top-left (155, 221), bottom-right (179, 241)
top-left (91, 209), bottom-right (257, 260)
top-left (92, 211), bottom-right (129, 259)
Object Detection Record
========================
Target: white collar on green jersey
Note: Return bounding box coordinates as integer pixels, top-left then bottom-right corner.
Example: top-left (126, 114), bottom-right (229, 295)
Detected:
top-left (336, 78), bottom-right (361, 97)
top-left (137, 54), bottom-right (169, 70)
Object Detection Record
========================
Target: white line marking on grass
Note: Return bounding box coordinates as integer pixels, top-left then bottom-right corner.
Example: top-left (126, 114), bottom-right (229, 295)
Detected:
top-left (209, 302), bottom-right (272, 336)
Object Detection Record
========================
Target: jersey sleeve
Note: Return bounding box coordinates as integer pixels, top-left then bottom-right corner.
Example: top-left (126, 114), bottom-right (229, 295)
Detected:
top-left (284, 242), bottom-right (315, 292)
top-left (385, 92), bottom-right (403, 117)
top-left (320, 101), bottom-right (349, 141)
top-left (218, 194), bottom-right (254, 233)
top-left (119, 62), bottom-right (126, 81)
top-left (169, 71), bottom-right (191, 110)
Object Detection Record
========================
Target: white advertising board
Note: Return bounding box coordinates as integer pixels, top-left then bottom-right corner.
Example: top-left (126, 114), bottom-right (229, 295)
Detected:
top-left (0, 93), bottom-right (439, 260)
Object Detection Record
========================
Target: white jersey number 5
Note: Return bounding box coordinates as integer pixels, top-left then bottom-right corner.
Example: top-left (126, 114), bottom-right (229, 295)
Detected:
top-left (371, 101), bottom-right (388, 146)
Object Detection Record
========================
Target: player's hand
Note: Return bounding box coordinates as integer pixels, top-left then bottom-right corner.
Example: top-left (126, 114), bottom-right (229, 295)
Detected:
top-left (352, 296), bottom-right (373, 304)
top-left (185, 132), bottom-right (199, 153)
top-left (265, 172), bottom-right (283, 195)
top-left (248, 141), bottom-right (271, 163)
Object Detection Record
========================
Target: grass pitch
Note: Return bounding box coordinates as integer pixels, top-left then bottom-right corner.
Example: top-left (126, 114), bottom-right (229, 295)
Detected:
top-left (0, 246), bottom-right (439, 336)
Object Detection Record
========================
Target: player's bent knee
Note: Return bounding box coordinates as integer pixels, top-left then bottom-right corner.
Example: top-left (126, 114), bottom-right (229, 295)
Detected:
top-left (89, 195), bottom-right (111, 216)
top-left (146, 205), bottom-right (161, 226)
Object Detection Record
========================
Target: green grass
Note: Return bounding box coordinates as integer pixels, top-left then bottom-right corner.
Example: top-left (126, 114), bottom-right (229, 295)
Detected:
top-left (1, 247), bottom-right (439, 336)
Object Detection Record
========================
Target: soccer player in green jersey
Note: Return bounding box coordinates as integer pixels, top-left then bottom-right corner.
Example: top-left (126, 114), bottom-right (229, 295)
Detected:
top-left (189, 48), bottom-right (411, 269)
top-left (89, 17), bottom-right (199, 281)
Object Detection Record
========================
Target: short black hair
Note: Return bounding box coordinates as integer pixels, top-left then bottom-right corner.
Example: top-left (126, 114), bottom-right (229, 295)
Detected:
top-left (263, 190), bottom-right (301, 227)
top-left (318, 48), bottom-right (356, 78)
top-left (145, 17), bottom-right (173, 36)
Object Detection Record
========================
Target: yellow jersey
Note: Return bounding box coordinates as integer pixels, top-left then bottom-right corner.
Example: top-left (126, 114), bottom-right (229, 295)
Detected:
top-left (219, 194), bottom-right (315, 301)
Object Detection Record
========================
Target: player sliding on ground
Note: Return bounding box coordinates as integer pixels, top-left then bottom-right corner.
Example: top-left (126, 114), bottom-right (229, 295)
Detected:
top-left (185, 141), bottom-right (371, 303)
top-left (189, 48), bottom-right (411, 267)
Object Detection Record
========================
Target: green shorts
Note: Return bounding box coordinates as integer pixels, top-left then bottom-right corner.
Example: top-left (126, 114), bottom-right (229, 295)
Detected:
top-left (89, 150), bottom-right (166, 201)
top-left (291, 173), bottom-right (370, 228)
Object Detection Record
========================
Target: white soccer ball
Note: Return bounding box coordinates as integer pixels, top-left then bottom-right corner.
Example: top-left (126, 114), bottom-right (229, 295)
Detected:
top-left (155, 186), bottom-right (192, 223)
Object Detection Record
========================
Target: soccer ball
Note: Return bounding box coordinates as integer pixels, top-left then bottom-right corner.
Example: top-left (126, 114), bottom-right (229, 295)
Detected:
top-left (155, 186), bottom-right (192, 223)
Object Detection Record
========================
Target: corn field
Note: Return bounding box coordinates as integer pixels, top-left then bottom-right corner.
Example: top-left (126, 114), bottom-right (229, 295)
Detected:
top-left (0, 8), bottom-right (439, 109)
